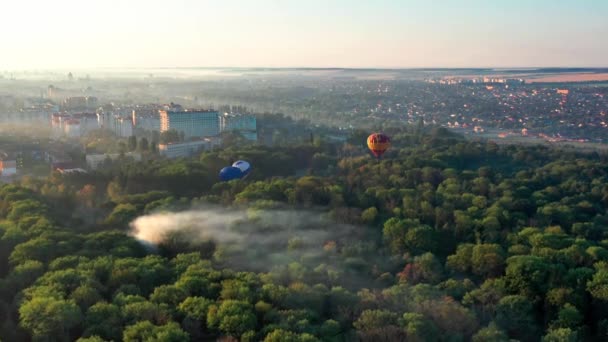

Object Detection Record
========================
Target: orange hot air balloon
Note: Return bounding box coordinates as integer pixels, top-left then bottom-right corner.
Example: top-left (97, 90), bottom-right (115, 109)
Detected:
top-left (367, 133), bottom-right (391, 158)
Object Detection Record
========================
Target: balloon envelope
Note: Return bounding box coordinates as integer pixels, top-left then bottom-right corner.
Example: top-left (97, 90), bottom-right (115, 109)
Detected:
top-left (232, 160), bottom-right (251, 176)
top-left (219, 166), bottom-right (243, 181)
top-left (367, 133), bottom-right (391, 158)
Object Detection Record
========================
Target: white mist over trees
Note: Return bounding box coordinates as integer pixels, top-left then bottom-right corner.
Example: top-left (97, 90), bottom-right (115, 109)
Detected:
top-left (130, 207), bottom-right (365, 273)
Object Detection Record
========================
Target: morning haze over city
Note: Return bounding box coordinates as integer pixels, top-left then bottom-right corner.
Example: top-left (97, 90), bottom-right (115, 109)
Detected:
top-left (1, 1), bottom-right (608, 342)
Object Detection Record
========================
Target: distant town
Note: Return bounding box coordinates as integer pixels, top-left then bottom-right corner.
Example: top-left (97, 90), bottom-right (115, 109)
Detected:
top-left (1, 68), bottom-right (608, 179)
top-left (0, 99), bottom-right (258, 175)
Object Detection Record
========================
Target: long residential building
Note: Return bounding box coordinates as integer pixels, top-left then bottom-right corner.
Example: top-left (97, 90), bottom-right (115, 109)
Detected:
top-left (51, 112), bottom-right (99, 137)
top-left (160, 109), bottom-right (219, 138)
top-left (158, 138), bottom-right (221, 159)
top-left (220, 113), bottom-right (258, 141)
top-left (86, 152), bottom-right (142, 169)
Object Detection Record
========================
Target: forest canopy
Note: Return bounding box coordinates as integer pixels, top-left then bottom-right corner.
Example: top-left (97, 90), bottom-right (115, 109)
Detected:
top-left (2, 128), bottom-right (608, 341)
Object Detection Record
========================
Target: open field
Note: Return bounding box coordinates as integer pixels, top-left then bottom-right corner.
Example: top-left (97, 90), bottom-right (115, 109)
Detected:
top-left (525, 73), bottom-right (608, 83)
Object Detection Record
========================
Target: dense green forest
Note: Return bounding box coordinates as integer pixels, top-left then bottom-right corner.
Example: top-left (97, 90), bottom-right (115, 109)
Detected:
top-left (2, 127), bottom-right (608, 341)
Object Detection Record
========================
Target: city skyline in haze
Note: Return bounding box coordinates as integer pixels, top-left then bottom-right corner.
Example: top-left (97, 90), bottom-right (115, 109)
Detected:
top-left (2, 0), bottom-right (607, 70)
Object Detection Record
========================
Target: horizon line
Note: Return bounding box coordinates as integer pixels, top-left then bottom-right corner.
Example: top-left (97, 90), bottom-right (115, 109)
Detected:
top-left (4, 66), bottom-right (608, 72)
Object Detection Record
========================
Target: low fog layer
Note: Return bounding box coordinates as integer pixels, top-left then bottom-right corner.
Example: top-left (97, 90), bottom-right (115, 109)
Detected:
top-left (129, 207), bottom-right (366, 272)
top-left (130, 209), bottom-right (246, 245)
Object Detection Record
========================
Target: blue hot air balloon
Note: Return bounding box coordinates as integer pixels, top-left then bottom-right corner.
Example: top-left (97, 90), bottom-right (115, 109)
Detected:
top-left (219, 166), bottom-right (243, 181)
top-left (232, 160), bottom-right (251, 177)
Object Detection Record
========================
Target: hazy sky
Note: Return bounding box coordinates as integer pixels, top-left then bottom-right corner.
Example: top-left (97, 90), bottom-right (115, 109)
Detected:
top-left (2, 0), bottom-right (607, 69)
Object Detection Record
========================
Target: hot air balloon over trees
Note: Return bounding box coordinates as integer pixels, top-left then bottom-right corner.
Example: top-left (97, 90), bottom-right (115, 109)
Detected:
top-left (219, 166), bottom-right (243, 181)
top-left (367, 133), bottom-right (391, 158)
top-left (232, 160), bottom-right (251, 178)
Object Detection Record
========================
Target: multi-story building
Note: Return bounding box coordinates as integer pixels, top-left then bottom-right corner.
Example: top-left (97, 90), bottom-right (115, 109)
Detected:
top-left (86, 152), bottom-right (142, 169)
top-left (63, 96), bottom-right (98, 111)
top-left (160, 109), bottom-right (219, 139)
top-left (63, 119), bottom-right (81, 137)
top-left (18, 107), bottom-right (54, 124)
top-left (73, 113), bottom-right (99, 134)
top-left (158, 138), bottom-right (221, 159)
top-left (132, 109), bottom-right (161, 132)
top-left (112, 116), bottom-right (133, 137)
top-left (0, 158), bottom-right (17, 177)
top-left (47, 85), bottom-right (56, 99)
top-left (51, 112), bottom-right (99, 137)
top-left (51, 113), bottom-right (70, 137)
top-left (219, 113), bottom-right (257, 141)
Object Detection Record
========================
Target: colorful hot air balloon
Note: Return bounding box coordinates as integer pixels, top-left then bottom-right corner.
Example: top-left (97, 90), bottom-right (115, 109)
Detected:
top-left (219, 166), bottom-right (243, 181)
top-left (232, 160), bottom-right (251, 178)
top-left (367, 133), bottom-right (391, 158)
